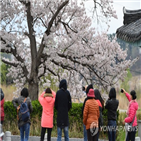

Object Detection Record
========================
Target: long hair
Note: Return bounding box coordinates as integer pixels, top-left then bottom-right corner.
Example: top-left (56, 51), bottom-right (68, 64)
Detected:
top-left (94, 89), bottom-right (104, 108)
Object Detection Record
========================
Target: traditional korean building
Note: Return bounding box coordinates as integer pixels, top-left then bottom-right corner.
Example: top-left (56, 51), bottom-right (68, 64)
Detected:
top-left (116, 7), bottom-right (141, 47)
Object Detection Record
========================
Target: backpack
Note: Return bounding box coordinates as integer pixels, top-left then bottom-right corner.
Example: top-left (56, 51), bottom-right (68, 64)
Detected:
top-left (17, 98), bottom-right (30, 121)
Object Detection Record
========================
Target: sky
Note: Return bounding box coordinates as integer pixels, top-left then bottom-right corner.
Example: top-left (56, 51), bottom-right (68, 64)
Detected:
top-left (84, 0), bottom-right (141, 34)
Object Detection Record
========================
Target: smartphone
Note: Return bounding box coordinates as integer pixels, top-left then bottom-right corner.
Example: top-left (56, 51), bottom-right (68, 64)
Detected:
top-left (121, 89), bottom-right (124, 93)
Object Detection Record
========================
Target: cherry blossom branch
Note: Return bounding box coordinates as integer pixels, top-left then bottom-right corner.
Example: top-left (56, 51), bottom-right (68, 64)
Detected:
top-left (1, 37), bottom-right (29, 80)
top-left (1, 37), bottom-right (7, 44)
top-left (60, 21), bottom-right (78, 33)
top-left (37, 38), bottom-right (45, 66)
top-left (51, 59), bottom-right (89, 84)
top-left (57, 52), bottom-right (110, 85)
top-left (45, 0), bottom-right (69, 35)
top-left (37, 0), bottom-right (69, 65)
top-left (2, 58), bottom-right (18, 67)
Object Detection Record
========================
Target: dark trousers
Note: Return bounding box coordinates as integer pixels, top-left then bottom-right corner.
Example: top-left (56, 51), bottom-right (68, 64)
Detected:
top-left (96, 130), bottom-right (99, 141)
top-left (126, 130), bottom-right (136, 141)
top-left (40, 127), bottom-right (52, 141)
top-left (87, 129), bottom-right (97, 141)
top-left (0, 121), bottom-right (3, 125)
top-left (108, 120), bottom-right (116, 141)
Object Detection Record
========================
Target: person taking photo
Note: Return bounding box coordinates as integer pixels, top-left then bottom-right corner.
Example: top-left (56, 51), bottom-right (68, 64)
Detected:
top-left (121, 89), bottom-right (138, 141)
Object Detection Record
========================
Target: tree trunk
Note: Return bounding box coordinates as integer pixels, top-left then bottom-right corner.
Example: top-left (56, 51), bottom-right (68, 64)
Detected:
top-left (28, 81), bottom-right (39, 101)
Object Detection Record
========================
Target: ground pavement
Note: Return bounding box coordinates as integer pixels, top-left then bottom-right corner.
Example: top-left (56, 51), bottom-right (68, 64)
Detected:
top-left (11, 135), bottom-right (108, 141)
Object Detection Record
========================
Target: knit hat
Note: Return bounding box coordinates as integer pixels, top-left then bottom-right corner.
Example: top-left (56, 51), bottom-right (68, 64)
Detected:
top-left (87, 89), bottom-right (95, 98)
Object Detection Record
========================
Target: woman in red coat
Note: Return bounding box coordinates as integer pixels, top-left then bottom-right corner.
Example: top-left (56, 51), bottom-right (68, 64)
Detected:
top-left (39, 88), bottom-right (56, 141)
top-left (0, 88), bottom-right (4, 124)
top-left (122, 89), bottom-right (138, 141)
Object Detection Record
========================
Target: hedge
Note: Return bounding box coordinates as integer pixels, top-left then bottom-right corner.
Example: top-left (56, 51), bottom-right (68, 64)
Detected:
top-left (4, 100), bottom-right (118, 126)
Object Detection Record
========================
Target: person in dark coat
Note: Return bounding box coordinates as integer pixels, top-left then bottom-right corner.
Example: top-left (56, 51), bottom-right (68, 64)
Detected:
top-left (105, 87), bottom-right (119, 141)
top-left (12, 88), bottom-right (33, 141)
top-left (0, 88), bottom-right (4, 124)
top-left (55, 79), bottom-right (72, 141)
top-left (94, 89), bottom-right (104, 141)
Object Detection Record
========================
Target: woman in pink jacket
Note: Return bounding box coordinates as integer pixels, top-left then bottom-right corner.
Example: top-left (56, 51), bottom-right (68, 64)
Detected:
top-left (39, 88), bottom-right (56, 141)
top-left (122, 89), bottom-right (138, 141)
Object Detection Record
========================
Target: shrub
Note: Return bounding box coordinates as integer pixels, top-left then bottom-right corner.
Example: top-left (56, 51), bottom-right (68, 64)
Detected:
top-left (5, 100), bottom-right (137, 138)
top-left (4, 100), bottom-right (121, 124)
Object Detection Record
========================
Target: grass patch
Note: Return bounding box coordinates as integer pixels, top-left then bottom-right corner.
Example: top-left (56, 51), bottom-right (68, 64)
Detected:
top-left (0, 85), bottom-right (16, 101)
top-left (117, 129), bottom-right (126, 141)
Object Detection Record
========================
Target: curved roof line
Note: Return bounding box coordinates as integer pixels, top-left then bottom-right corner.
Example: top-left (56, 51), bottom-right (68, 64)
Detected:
top-left (123, 7), bottom-right (141, 14)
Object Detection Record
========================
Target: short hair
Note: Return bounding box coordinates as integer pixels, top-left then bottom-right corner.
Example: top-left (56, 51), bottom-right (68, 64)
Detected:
top-left (130, 90), bottom-right (137, 100)
top-left (21, 88), bottom-right (29, 98)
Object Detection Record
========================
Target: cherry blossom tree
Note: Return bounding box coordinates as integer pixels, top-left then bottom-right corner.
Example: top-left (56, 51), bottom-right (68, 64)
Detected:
top-left (0, 0), bottom-right (137, 100)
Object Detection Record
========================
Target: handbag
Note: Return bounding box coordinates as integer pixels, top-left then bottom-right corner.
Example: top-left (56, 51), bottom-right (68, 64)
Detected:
top-left (126, 114), bottom-right (136, 132)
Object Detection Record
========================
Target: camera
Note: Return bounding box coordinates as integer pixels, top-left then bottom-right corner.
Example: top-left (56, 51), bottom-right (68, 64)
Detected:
top-left (121, 89), bottom-right (124, 93)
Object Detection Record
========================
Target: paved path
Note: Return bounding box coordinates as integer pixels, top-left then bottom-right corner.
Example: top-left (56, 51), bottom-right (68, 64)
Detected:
top-left (119, 109), bottom-right (127, 113)
top-left (11, 135), bottom-right (108, 141)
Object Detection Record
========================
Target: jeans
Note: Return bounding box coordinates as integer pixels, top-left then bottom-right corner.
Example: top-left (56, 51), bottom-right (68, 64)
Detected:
top-left (108, 120), bottom-right (116, 141)
top-left (20, 123), bottom-right (30, 141)
top-left (40, 127), bottom-right (52, 141)
top-left (57, 126), bottom-right (69, 141)
top-left (83, 124), bottom-right (87, 141)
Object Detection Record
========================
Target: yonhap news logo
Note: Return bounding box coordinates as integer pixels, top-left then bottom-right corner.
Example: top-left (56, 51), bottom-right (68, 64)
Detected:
top-left (90, 122), bottom-right (138, 136)
top-left (90, 122), bottom-right (99, 136)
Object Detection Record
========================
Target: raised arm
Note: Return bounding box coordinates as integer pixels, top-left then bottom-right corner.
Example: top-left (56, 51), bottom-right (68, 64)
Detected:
top-left (122, 89), bottom-right (131, 102)
top-left (38, 91), bottom-right (46, 106)
top-left (51, 90), bottom-right (56, 98)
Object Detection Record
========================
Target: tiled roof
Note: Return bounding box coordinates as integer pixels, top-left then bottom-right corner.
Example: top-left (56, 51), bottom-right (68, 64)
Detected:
top-left (116, 7), bottom-right (141, 42)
